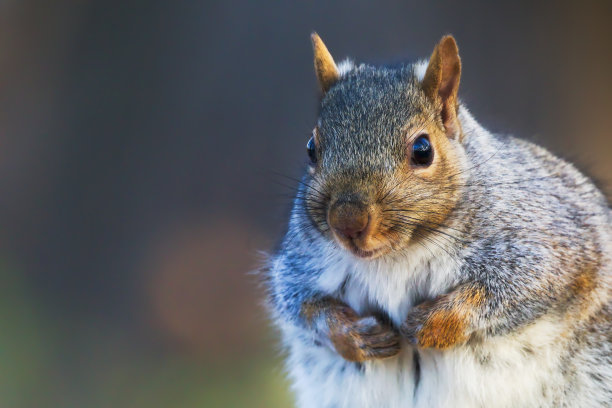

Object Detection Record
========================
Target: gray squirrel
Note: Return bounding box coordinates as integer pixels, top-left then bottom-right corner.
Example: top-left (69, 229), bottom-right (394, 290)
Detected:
top-left (265, 33), bottom-right (612, 407)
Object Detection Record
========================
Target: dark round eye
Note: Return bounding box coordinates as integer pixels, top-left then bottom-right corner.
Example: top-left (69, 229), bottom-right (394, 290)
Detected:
top-left (306, 136), bottom-right (317, 164)
top-left (411, 135), bottom-right (433, 166)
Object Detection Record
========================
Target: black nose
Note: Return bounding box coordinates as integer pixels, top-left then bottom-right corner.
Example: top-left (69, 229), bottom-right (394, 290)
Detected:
top-left (328, 200), bottom-right (369, 240)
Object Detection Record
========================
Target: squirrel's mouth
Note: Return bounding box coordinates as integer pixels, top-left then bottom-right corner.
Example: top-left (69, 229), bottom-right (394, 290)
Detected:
top-left (351, 245), bottom-right (385, 259)
top-left (336, 236), bottom-right (388, 260)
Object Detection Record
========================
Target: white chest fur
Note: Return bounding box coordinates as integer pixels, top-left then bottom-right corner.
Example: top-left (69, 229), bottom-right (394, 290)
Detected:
top-left (316, 241), bottom-right (459, 325)
top-left (285, 244), bottom-right (569, 408)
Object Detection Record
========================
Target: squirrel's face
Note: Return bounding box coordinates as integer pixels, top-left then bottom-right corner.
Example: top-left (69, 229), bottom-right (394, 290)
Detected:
top-left (302, 34), bottom-right (467, 260)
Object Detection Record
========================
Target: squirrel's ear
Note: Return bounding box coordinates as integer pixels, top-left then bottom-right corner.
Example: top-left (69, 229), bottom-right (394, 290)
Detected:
top-left (311, 32), bottom-right (339, 94)
top-left (421, 35), bottom-right (462, 138)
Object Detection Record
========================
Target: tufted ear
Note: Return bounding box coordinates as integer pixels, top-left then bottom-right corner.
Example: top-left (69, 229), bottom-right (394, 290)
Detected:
top-left (421, 35), bottom-right (462, 139)
top-left (311, 32), bottom-right (339, 94)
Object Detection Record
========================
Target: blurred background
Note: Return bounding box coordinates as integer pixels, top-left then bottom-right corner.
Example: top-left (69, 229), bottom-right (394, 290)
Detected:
top-left (0, 1), bottom-right (611, 407)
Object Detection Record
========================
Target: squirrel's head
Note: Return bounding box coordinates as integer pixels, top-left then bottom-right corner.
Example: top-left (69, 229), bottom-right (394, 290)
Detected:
top-left (303, 34), bottom-right (468, 260)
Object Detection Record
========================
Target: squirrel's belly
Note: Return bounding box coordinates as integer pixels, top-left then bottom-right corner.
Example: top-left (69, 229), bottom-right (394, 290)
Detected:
top-left (287, 341), bottom-right (418, 408)
top-left (414, 317), bottom-right (569, 408)
top-left (287, 318), bottom-right (569, 408)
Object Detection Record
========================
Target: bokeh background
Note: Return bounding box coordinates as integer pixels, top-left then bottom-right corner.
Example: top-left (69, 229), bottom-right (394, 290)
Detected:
top-left (1, 1), bottom-right (611, 407)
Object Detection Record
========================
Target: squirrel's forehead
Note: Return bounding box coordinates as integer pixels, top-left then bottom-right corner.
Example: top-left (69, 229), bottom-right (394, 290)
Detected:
top-left (318, 72), bottom-right (424, 132)
top-left (318, 86), bottom-right (412, 169)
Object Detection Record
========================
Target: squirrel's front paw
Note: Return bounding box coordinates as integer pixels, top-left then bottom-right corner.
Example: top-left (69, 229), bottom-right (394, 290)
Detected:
top-left (327, 306), bottom-right (401, 362)
top-left (400, 301), bottom-right (469, 349)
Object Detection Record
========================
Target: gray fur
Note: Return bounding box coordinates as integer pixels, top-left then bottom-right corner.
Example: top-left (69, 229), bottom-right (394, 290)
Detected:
top-left (266, 56), bottom-right (612, 407)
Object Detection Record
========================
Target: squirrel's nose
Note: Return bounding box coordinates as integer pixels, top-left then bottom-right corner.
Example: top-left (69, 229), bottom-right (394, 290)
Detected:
top-left (328, 201), bottom-right (370, 240)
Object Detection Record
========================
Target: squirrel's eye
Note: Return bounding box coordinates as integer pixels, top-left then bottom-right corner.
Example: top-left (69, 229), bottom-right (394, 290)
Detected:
top-left (411, 135), bottom-right (433, 166)
top-left (307, 136), bottom-right (317, 164)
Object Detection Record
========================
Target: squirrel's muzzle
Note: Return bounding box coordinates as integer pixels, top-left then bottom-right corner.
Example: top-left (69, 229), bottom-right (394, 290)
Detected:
top-left (328, 199), bottom-right (370, 241)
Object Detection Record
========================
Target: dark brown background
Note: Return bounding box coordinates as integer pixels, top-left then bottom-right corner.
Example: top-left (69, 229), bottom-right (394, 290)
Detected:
top-left (0, 1), bottom-right (610, 406)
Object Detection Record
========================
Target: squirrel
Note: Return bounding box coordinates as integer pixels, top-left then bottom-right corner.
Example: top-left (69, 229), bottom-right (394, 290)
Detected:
top-left (265, 33), bottom-right (612, 408)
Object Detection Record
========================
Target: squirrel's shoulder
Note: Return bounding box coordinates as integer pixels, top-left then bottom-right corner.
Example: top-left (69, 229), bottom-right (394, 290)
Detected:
top-left (456, 108), bottom-right (611, 254)
top-left (460, 108), bottom-right (608, 206)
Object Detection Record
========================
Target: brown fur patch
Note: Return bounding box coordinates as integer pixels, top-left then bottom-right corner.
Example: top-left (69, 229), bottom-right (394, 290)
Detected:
top-left (569, 262), bottom-right (598, 298)
top-left (404, 285), bottom-right (486, 349)
top-left (457, 285), bottom-right (486, 307)
top-left (566, 259), bottom-right (602, 321)
top-left (418, 308), bottom-right (469, 348)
